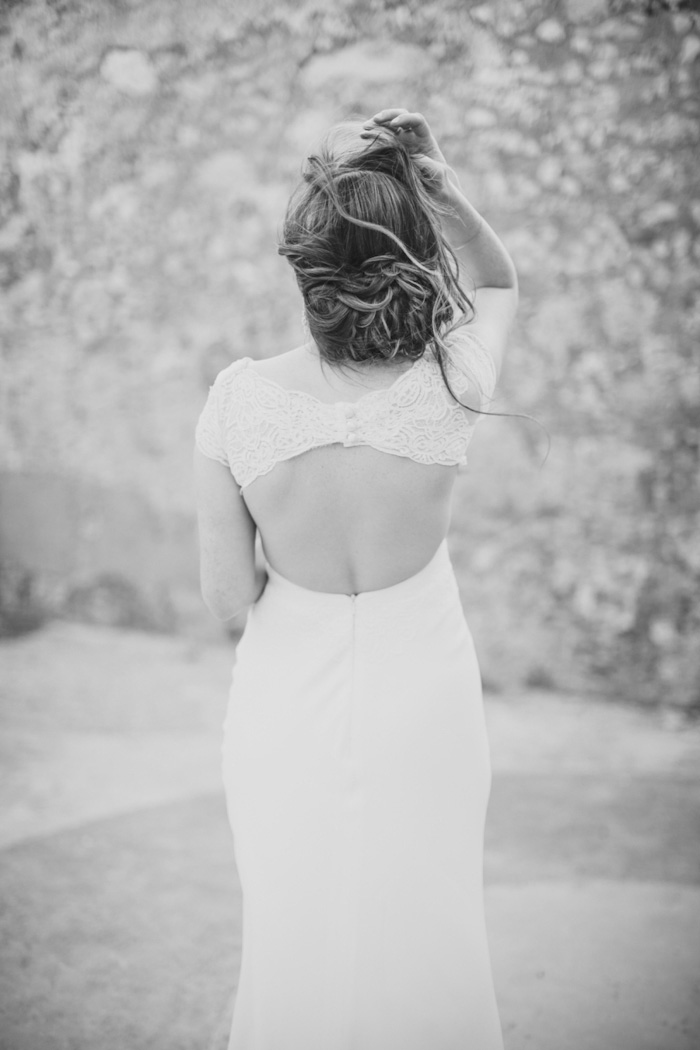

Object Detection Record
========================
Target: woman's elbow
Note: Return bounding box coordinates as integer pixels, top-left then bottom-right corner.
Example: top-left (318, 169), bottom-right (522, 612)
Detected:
top-left (201, 578), bottom-right (259, 621)
top-left (204, 595), bottom-right (246, 621)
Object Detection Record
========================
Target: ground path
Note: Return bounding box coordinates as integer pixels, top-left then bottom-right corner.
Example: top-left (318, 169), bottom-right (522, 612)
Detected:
top-left (1, 622), bottom-right (699, 1049)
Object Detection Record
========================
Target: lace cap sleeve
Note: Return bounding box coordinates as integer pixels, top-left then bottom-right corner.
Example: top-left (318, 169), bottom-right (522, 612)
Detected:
top-left (195, 373), bottom-right (229, 466)
top-left (444, 328), bottom-right (498, 406)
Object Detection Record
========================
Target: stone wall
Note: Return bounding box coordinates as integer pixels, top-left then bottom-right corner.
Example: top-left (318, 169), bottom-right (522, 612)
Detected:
top-left (1, 0), bottom-right (698, 705)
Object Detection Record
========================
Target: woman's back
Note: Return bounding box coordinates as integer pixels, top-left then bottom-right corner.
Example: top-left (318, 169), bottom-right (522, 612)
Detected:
top-left (198, 336), bottom-right (495, 594)
top-left (194, 110), bottom-right (517, 620)
top-left (243, 350), bottom-right (458, 594)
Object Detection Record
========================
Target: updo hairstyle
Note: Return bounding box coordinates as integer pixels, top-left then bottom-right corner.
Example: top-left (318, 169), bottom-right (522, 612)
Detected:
top-left (278, 123), bottom-right (474, 369)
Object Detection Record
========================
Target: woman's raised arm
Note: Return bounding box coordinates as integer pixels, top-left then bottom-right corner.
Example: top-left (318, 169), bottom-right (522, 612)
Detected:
top-left (363, 109), bottom-right (518, 376)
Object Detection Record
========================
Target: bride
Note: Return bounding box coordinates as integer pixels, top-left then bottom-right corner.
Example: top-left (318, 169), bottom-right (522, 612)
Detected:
top-left (194, 108), bottom-right (517, 1050)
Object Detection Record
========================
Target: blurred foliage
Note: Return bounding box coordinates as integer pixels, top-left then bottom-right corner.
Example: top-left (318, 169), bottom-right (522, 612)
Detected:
top-left (0, 0), bottom-right (698, 705)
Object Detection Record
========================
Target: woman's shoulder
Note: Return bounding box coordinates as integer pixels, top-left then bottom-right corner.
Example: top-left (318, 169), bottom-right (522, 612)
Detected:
top-left (443, 324), bottom-right (493, 363)
top-left (209, 349), bottom-right (309, 413)
top-left (203, 356), bottom-right (250, 399)
top-left (441, 326), bottom-right (498, 405)
top-left (247, 347), bottom-right (310, 385)
top-left (211, 352), bottom-right (296, 395)
top-left (214, 355), bottom-right (253, 385)
top-left (207, 347), bottom-right (308, 392)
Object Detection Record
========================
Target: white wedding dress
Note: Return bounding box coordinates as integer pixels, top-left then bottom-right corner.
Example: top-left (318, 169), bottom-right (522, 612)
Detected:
top-left (196, 331), bottom-right (505, 1050)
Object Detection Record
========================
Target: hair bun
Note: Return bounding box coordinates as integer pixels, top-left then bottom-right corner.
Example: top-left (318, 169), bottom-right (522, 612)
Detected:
top-left (279, 127), bottom-right (473, 365)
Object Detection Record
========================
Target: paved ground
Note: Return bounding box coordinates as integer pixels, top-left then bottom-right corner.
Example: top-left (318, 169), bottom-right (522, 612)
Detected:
top-left (1, 621), bottom-right (699, 1050)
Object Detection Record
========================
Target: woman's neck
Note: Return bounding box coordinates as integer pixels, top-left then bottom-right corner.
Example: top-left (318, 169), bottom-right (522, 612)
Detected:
top-left (304, 339), bottom-right (420, 380)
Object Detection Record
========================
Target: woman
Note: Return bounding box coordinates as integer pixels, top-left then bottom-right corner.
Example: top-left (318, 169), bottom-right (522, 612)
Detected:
top-left (194, 108), bottom-right (517, 1050)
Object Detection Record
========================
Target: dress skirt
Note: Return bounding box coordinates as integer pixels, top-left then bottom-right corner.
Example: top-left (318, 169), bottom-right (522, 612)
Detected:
top-left (221, 540), bottom-right (504, 1050)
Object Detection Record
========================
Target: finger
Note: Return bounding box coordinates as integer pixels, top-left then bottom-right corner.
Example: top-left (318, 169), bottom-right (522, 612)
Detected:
top-left (359, 125), bottom-right (395, 141)
top-left (363, 108), bottom-right (408, 126)
top-left (388, 111), bottom-right (425, 132)
top-left (361, 125), bottom-right (409, 142)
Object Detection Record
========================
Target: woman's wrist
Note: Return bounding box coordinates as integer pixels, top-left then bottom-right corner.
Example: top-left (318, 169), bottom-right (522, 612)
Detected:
top-left (429, 164), bottom-right (461, 207)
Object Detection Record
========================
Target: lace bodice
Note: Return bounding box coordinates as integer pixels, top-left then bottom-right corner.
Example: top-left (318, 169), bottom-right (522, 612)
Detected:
top-left (195, 330), bottom-right (497, 490)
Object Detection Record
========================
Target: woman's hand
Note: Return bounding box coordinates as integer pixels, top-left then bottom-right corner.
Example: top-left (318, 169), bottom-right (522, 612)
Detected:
top-left (361, 109), bottom-right (459, 202)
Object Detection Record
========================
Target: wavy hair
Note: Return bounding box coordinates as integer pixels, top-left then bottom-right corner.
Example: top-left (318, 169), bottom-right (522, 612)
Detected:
top-left (278, 124), bottom-right (474, 374)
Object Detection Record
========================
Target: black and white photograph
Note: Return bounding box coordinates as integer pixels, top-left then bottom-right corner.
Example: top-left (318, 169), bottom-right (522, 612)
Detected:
top-left (1, 1), bottom-right (699, 1048)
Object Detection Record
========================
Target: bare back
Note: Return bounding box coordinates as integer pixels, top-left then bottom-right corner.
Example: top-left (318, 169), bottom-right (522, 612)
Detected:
top-left (241, 348), bottom-right (458, 594)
